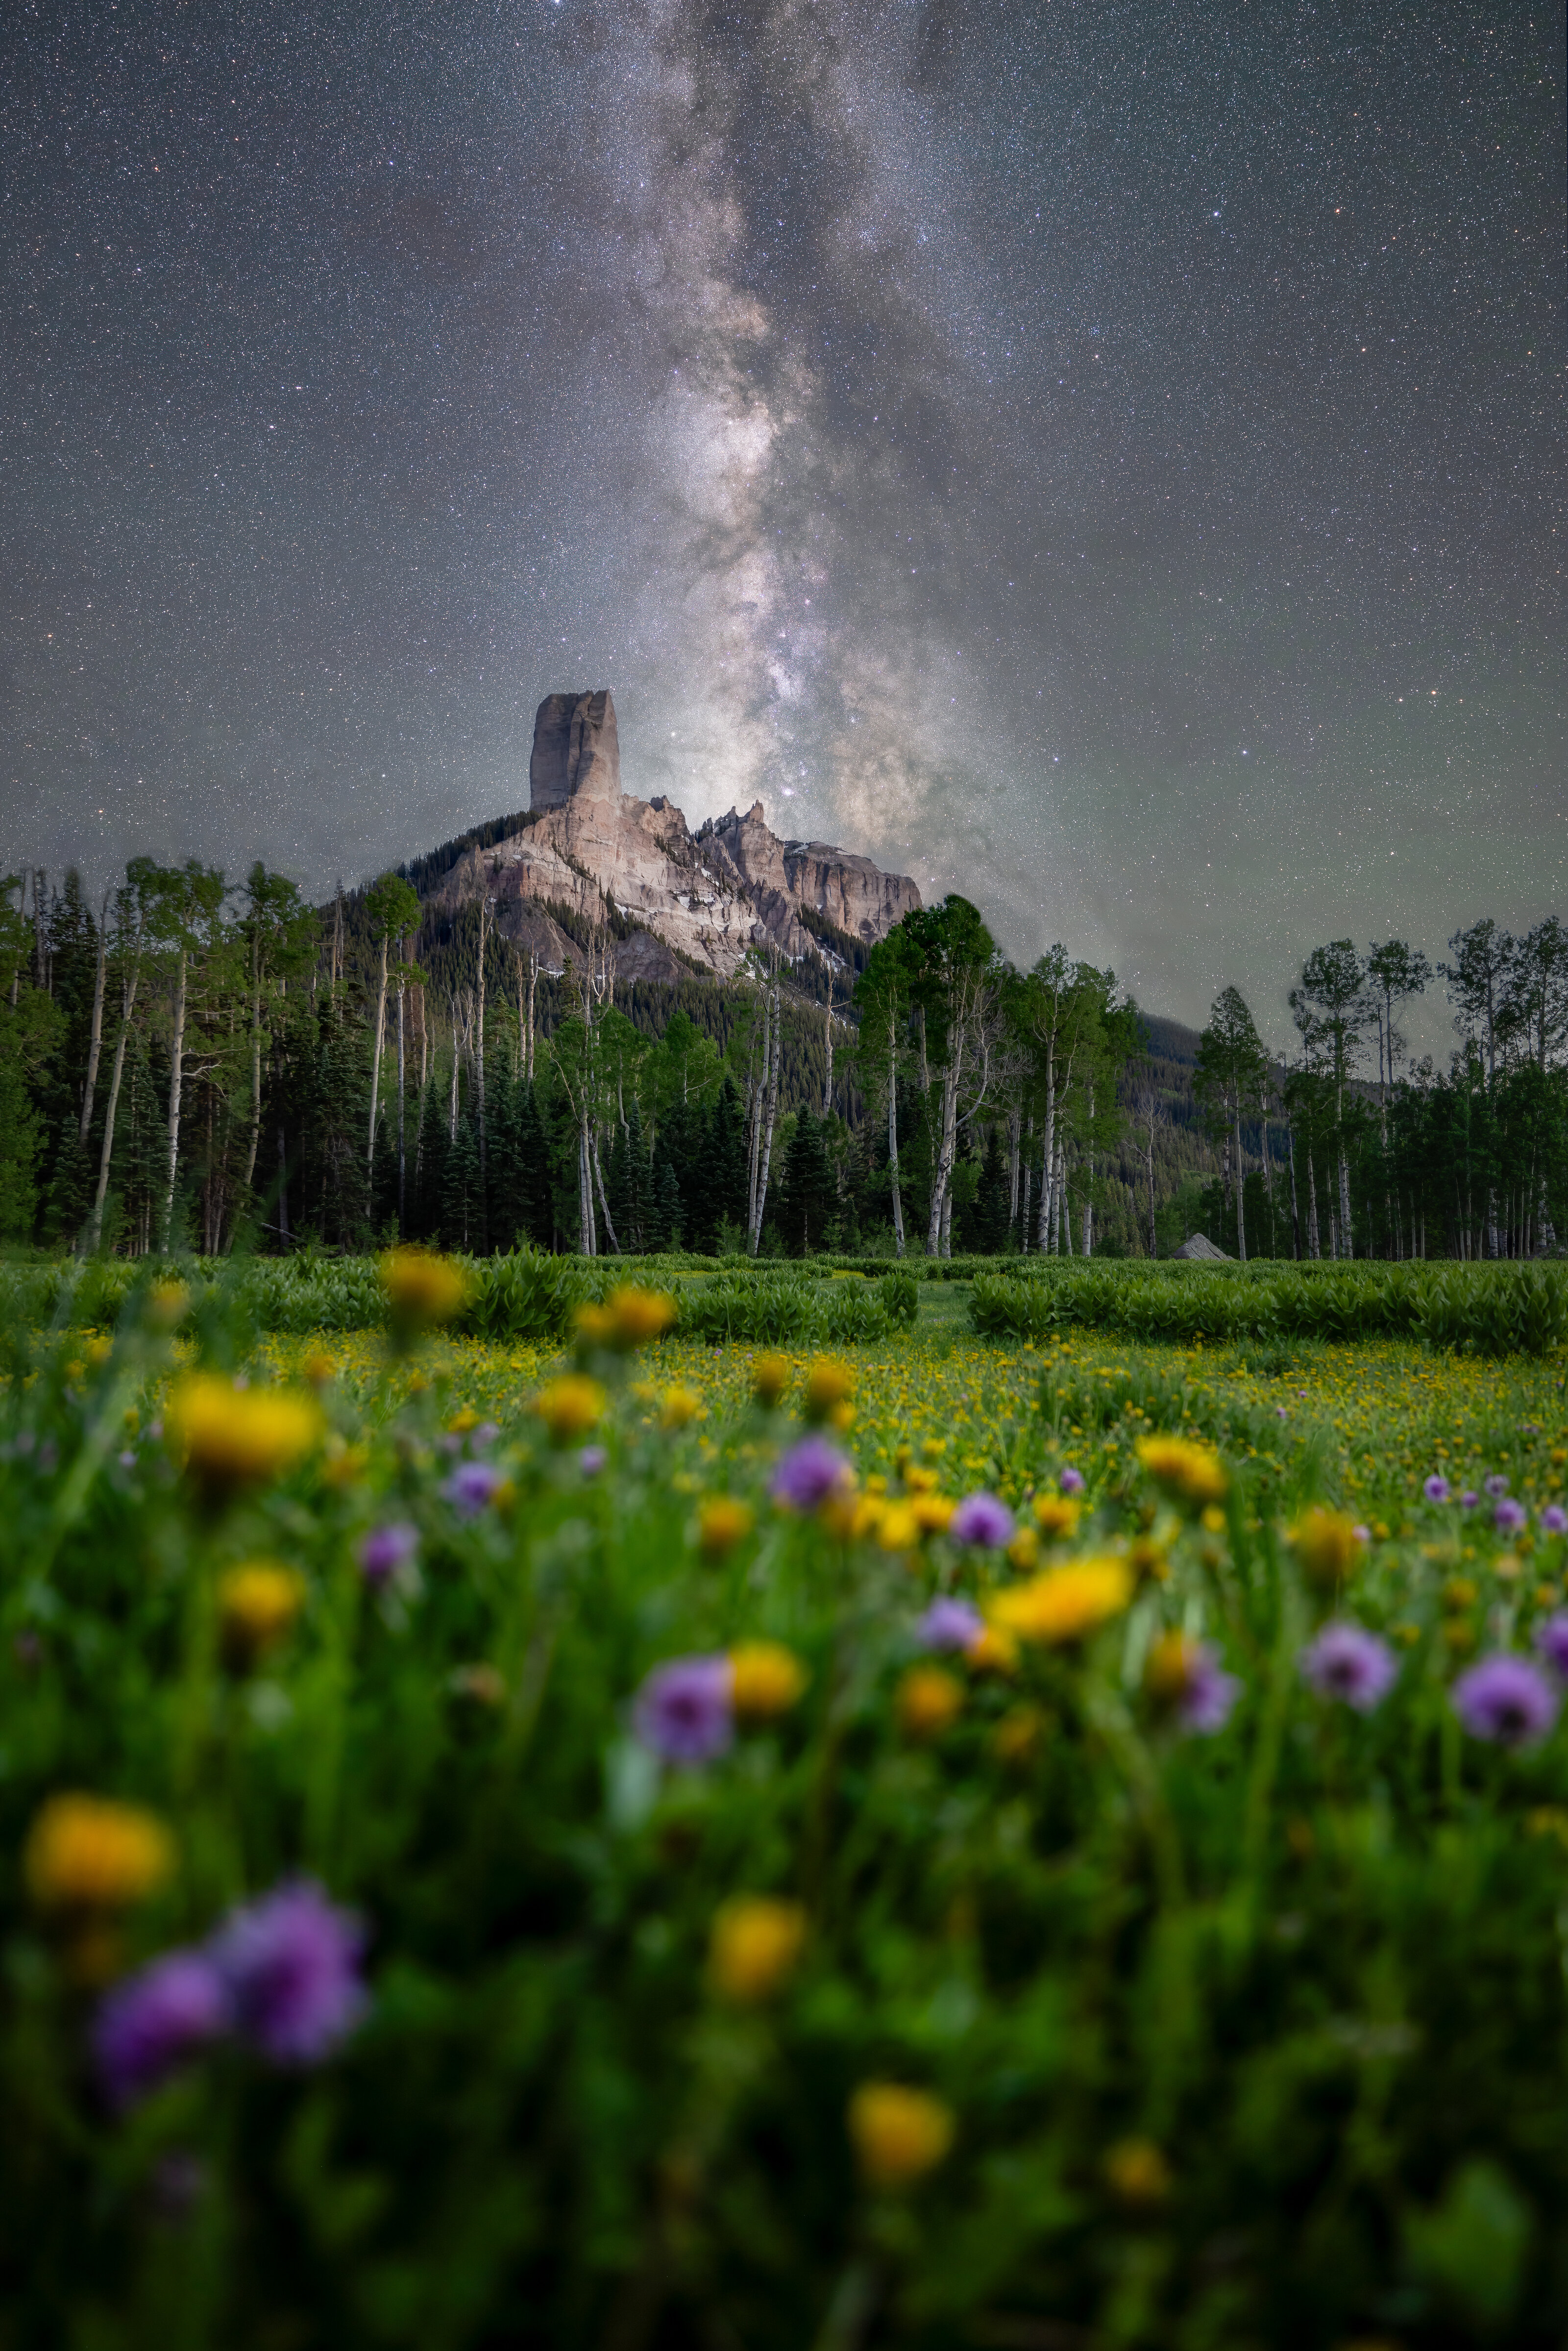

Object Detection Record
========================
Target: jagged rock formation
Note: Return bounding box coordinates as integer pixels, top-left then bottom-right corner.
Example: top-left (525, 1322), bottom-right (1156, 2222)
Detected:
top-left (423, 690), bottom-right (922, 979)
top-left (1171, 1232), bottom-right (1231, 1261)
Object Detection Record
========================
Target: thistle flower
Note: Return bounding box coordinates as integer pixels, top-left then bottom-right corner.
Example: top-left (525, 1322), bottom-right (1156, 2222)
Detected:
top-left (209, 1879), bottom-right (367, 2065)
top-left (1058, 1466), bottom-right (1085, 1496)
top-left (916, 1598), bottom-right (986, 1653)
top-left (1451, 1654), bottom-right (1560, 1748)
top-left (633, 1655), bottom-right (734, 1764)
top-left (950, 1492), bottom-right (1015, 1549)
top-left (442, 1460), bottom-right (505, 1518)
top-left (1460, 1490), bottom-right (1479, 1509)
top-left (1145, 1631), bottom-right (1239, 1732)
top-left (708, 1896), bottom-right (807, 2004)
top-left (358, 1522), bottom-right (418, 1588)
top-left (1495, 1498), bottom-right (1528, 1536)
top-left (26, 1795), bottom-right (173, 1914)
top-left (771, 1435), bottom-right (851, 1512)
top-left (579, 1445), bottom-right (608, 1478)
top-left (1424, 1474), bottom-right (1451, 1503)
top-left (728, 1641), bottom-right (806, 1721)
top-left (1534, 1613), bottom-right (1568, 1680)
top-left (1299, 1622), bottom-right (1398, 1712)
top-left (1542, 1505), bottom-right (1568, 1537)
top-left (93, 1949), bottom-right (230, 2108)
top-left (1485, 1474), bottom-right (1511, 1499)
top-left (848, 2082), bottom-right (955, 2188)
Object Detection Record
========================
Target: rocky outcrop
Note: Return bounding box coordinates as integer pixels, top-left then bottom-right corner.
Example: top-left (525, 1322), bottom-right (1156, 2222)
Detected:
top-left (422, 690), bottom-right (922, 979)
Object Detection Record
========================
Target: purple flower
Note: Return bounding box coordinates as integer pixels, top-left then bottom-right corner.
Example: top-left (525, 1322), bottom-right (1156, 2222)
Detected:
top-left (917, 1598), bottom-right (985, 1652)
top-left (1460, 1490), bottom-right (1479, 1510)
top-left (472, 1421), bottom-right (500, 1451)
top-left (1276, 1405), bottom-right (1288, 1419)
top-left (1494, 1498), bottom-right (1528, 1536)
top-left (443, 1460), bottom-right (504, 1517)
top-left (579, 1445), bottom-right (608, 1479)
top-left (1178, 1643), bottom-right (1241, 1735)
top-left (771, 1435), bottom-right (850, 1512)
top-left (949, 1492), bottom-right (1015, 1549)
top-left (358, 1522), bottom-right (418, 1587)
top-left (1451, 1655), bottom-right (1561, 1748)
top-left (633, 1654), bottom-right (734, 1765)
top-left (118, 1448), bottom-right (137, 1471)
top-left (94, 1949), bottom-right (230, 2108)
top-left (1352, 1525), bottom-right (1372, 1544)
top-left (1059, 1466), bottom-right (1085, 1496)
top-left (1534, 1613), bottom-right (1568, 1680)
top-left (1300, 1622), bottom-right (1398, 1713)
top-left (1424, 1475), bottom-right (1451, 1503)
top-left (210, 1880), bottom-right (367, 2065)
top-left (1542, 1506), bottom-right (1568, 1537)
top-left (1485, 1474), bottom-right (1511, 1499)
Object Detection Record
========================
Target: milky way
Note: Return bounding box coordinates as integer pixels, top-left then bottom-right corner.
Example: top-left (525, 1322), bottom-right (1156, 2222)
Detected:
top-left (2, 0), bottom-right (1562, 1034)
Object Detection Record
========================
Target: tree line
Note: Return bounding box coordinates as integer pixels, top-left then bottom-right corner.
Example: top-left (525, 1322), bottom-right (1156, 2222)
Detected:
top-left (2, 853), bottom-right (1564, 1261)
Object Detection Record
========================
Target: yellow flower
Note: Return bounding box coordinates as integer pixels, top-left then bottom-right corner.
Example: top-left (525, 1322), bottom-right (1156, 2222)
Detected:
top-left (1104, 2137), bottom-right (1172, 2208)
top-left (987, 1558), bottom-right (1133, 1647)
top-left (964, 1625), bottom-right (1018, 1676)
top-left (897, 1665), bottom-right (964, 1738)
top-left (147, 1278), bottom-right (190, 1329)
top-left (25, 1795), bottom-right (173, 1914)
top-left (992, 1704), bottom-right (1045, 1763)
top-left (730, 1641), bottom-right (807, 1721)
top-left (1291, 1507), bottom-right (1360, 1589)
top-left (1200, 1504), bottom-right (1227, 1535)
top-left (698, 1496), bottom-right (755, 1558)
top-left (709, 1896), bottom-right (807, 2004)
top-left (1136, 1435), bottom-right (1228, 1508)
top-left (1494, 1553), bottom-right (1522, 1582)
top-left (1128, 1535), bottom-right (1168, 1584)
top-left (848, 2083), bottom-right (955, 2189)
top-left (302, 1351), bottom-right (337, 1389)
top-left (752, 1353), bottom-right (791, 1410)
top-left (1032, 1491), bottom-right (1081, 1540)
top-left (912, 1493), bottom-right (956, 1536)
top-left (380, 1246), bottom-right (468, 1336)
top-left (1006, 1526), bottom-right (1040, 1572)
top-left (219, 1561), bottom-right (305, 1670)
top-left (319, 1441), bottom-right (368, 1492)
top-left (607, 1286), bottom-right (678, 1347)
top-left (1144, 1630), bottom-right (1199, 1707)
top-left (1443, 1619), bottom-right (1476, 1654)
top-left (167, 1375), bottom-right (322, 1500)
top-left (905, 1464), bottom-right (939, 1494)
top-left (805, 1359), bottom-right (854, 1424)
top-left (574, 1302), bottom-right (618, 1346)
top-left (661, 1385), bottom-right (703, 1432)
top-left (1442, 1577), bottom-right (1478, 1611)
top-left (877, 1503), bottom-right (921, 1552)
top-left (531, 1375), bottom-right (606, 1443)
top-left (447, 1409), bottom-right (481, 1434)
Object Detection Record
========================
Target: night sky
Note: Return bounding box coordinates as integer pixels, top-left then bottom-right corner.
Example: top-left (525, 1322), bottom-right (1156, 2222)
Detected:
top-left (3, 1), bottom-right (1563, 1037)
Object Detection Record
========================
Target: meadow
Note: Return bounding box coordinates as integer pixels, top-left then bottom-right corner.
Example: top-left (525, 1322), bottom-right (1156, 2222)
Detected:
top-left (3, 1252), bottom-right (1568, 2347)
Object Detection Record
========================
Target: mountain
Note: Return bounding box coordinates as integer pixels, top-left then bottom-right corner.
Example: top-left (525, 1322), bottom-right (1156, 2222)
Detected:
top-left (418, 689), bottom-right (922, 981)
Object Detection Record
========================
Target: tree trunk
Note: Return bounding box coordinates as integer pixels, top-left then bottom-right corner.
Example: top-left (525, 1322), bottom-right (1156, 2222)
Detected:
top-left (1007, 1107), bottom-right (1021, 1230)
top-left (87, 967), bottom-right (139, 1251)
top-left (1147, 1114), bottom-right (1158, 1261)
top-left (1305, 1148), bottom-right (1321, 1260)
top-left (1035, 1054), bottom-right (1056, 1253)
top-left (1288, 1130), bottom-right (1301, 1260)
top-left (926, 1046), bottom-right (961, 1258)
top-left (822, 993), bottom-right (834, 1116)
top-left (751, 978), bottom-right (781, 1253)
top-left (396, 980), bottom-right (407, 1234)
top-left (78, 893), bottom-right (109, 1148)
top-left (368, 935), bottom-right (388, 1168)
top-left (159, 948), bottom-right (188, 1252)
top-left (475, 898), bottom-right (489, 1249)
top-left (1233, 1108), bottom-right (1247, 1262)
top-left (887, 1004), bottom-right (905, 1258)
top-left (578, 1117), bottom-right (597, 1256)
top-left (526, 950), bottom-right (538, 1085)
top-left (592, 1129), bottom-right (620, 1255)
top-left (1083, 1083), bottom-right (1096, 1257)
top-left (1059, 1144), bottom-right (1073, 1254)
top-left (277, 1126), bottom-right (291, 1243)
top-left (1338, 1144), bottom-right (1353, 1260)
top-left (747, 989), bottom-right (769, 1238)
top-left (244, 927), bottom-right (263, 1193)
top-left (1022, 1159), bottom-right (1032, 1255)
top-left (448, 1000), bottom-right (461, 1144)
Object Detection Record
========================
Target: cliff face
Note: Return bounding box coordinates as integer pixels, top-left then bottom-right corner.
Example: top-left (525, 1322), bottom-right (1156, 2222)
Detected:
top-left (424, 691), bottom-right (922, 978)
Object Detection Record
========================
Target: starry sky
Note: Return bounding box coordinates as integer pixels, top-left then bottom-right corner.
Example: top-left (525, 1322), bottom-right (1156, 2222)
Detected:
top-left (2, 0), bottom-right (1563, 1039)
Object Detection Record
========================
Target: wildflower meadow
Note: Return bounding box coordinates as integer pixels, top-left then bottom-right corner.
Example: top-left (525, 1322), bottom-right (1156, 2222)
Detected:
top-left (4, 1250), bottom-right (1568, 2346)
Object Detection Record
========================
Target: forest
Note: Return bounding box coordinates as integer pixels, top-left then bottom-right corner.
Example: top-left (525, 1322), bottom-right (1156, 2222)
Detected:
top-left (1, 852), bottom-right (1563, 1265)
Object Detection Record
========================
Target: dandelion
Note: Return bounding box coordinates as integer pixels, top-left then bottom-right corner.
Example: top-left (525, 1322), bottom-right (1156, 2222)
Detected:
top-left (1451, 1655), bottom-right (1560, 1748)
top-left (848, 2083), bottom-right (955, 2189)
top-left (804, 1359), bottom-right (854, 1424)
top-left (993, 1704), bottom-right (1044, 1762)
top-left (708, 1897), bottom-right (807, 2004)
top-left (1136, 1435), bottom-right (1227, 1509)
top-left (1299, 1623), bottom-right (1398, 1712)
top-left (917, 1598), bottom-right (985, 1653)
top-left (1291, 1507), bottom-right (1360, 1588)
top-left (1144, 1632), bottom-right (1239, 1733)
top-left (661, 1385), bottom-right (702, 1432)
top-left (1032, 1490), bottom-right (1081, 1540)
top-left (26, 1795), bottom-right (173, 1915)
top-left (988, 1558), bottom-right (1132, 1647)
top-left (1424, 1474), bottom-right (1451, 1503)
top-left (358, 1523), bottom-right (418, 1589)
top-left (876, 1502), bottom-right (921, 1551)
top-left (531, 1376), bottom-right (606, 1444)
top-left (1544, 1506), bottom-right (1568, 1537)
top-left (751, 1353), bottom-right (791, 1409)
top-left (897, 1665), bottom-right (964, 1738)
top-left (167, 1375), bottom-right (321, 1502)
top-left (950, 1492), bottom-right (1015, 1548)
top-left (442, 1461), bottom-right (505, 1518)
top-left (210, 1879), bottom-right (367, 2065)
top-left (698, 1495), bottom-right (754, 1558)
top-left (729, 1642), bottom-right (806, 1721)
top-left (912, 1493), bottom-right (956, 1535)
top-left (1495, 1498), bottom-right (1528, 1536)
top-left (1104, 2138), bottom-right (1172, 2209)
top-left (771, 1435), bottom-right (851, 1511)
top-left (218, 1563), bottom-right (305, 1672)
top-left (634, 1655), bottom-right (734, 1764)
top-left (606, 1286), bottom-right (678, 1347)
top-left (380, 1247), bottom-right (467, 1343)
top-left (93, 1949), bottom-right (230, 2109)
